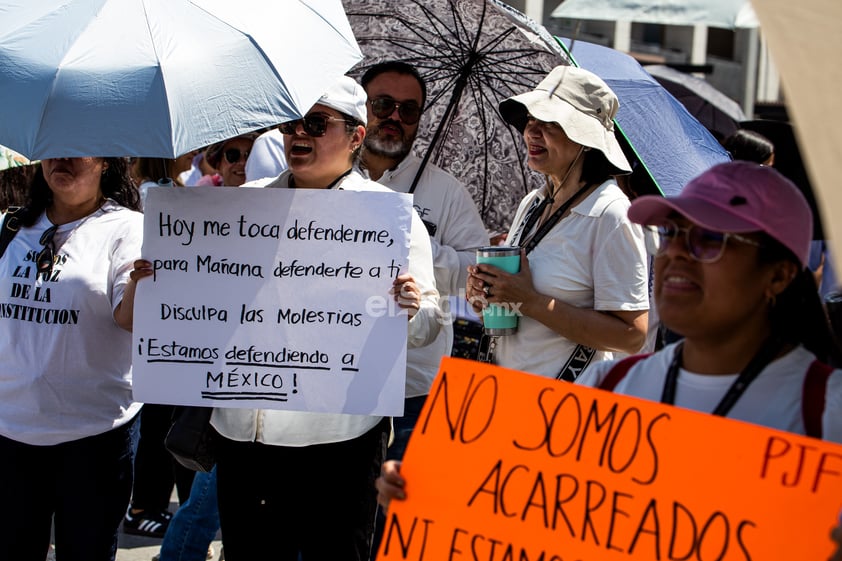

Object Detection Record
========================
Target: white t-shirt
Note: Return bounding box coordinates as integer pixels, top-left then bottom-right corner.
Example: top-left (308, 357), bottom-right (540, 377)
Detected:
top-left (364, 154), bottom-right (490, 396)
top-left (179, 153), bottom-right (205, 186)
top-left (245, 128), bottom-right (287, 183)
top-left (210, 169), bottom-right (441, 446)
top-left (0, 202), bottom-right (144, 445)
top-left (494, 179), bottom-right (649, 378)
top-left (577, 343), bottom-right (842, 443)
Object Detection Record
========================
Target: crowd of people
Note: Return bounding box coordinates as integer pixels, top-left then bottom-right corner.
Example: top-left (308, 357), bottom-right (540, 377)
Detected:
top-left (0, 55), bottom-right (839, 561)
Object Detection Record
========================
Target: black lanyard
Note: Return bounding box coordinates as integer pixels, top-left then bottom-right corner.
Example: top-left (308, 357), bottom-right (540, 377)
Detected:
top-left (518, 182), bottom-right (593, 254)
top-left (289, 168), bottom-right (352, 190)
top-left (509, 197), bottom-right (546, 247)
top-left (661, 338), bottom-right (782, 416)
top-left (480, 182), bottom-right (594, 367)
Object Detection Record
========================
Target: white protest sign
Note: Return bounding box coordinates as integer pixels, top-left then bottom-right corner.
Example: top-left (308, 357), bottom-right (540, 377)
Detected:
top-left (132, 186), bottom-right (413, 415)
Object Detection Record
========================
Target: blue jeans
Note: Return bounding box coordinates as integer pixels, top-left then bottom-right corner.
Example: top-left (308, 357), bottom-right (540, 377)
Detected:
top-left (0, 416), bottom-right (138, 561)
top-left (159, 466), bottom-right (220, 561)
top-left (386, 395), bottom-right (427, 461)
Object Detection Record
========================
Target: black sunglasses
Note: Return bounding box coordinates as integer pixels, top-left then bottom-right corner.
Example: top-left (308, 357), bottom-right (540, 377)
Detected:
top-left (369, 96), bottom-right (422, 125)
top-left (223, 148), bottom-right (249, 164)
top-left (37, 224), bottom-right (58, 279)
top-left (278, 113), bottom-right (349, 137)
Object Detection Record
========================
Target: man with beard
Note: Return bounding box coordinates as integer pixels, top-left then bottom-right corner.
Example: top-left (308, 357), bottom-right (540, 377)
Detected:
top-left (360, 61), bottom-right (489, 456)
top-left (361, 61), bottom-right (489, 560)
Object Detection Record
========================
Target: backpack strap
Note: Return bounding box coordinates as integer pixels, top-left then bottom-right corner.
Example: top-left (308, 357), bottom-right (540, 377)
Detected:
top-left (599, 353), bottom-right (652, 391)
top-left (0, 206), bottom-right (22, 261)
top-left (802, 359), bottom-right (832, 439)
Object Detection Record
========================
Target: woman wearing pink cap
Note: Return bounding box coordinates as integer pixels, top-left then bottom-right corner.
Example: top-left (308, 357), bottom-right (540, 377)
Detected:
top-left (376, 161), bottom-right (842, 514)
top-left (574, 160), bottom-right (841, 443)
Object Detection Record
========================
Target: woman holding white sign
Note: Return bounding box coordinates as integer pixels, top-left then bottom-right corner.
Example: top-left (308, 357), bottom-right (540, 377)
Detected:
top-left (0, 156), bottom-right (143, 560)
top-left (209, 76), bottom-right (440, 561)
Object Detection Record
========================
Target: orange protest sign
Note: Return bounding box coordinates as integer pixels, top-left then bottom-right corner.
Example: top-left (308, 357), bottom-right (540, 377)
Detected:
top-left (378, 357), bottom-right (842, 561)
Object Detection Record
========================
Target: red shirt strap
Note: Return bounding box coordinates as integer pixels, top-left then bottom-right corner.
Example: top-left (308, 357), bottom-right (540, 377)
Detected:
top-left (802, 359), bottom-right (832, 439)
top-left (599, 354), bottom-right (652, 392)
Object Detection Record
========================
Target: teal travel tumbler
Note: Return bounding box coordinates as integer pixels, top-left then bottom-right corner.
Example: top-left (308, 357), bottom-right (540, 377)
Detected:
top-left (476, 247), bottom-right (521, 335)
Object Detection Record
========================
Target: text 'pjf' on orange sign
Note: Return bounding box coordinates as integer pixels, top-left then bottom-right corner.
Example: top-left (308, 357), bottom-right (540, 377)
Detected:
top-left (377, 357), bottom-right (842, 561)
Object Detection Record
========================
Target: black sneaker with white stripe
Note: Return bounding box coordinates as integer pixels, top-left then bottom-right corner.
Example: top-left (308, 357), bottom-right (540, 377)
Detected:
top-left (122, 509), bottom-right (172, 538)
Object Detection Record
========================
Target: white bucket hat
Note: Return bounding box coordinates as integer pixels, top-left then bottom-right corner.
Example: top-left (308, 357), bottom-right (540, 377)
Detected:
top-left (499, 65), bottom-right (631, 173)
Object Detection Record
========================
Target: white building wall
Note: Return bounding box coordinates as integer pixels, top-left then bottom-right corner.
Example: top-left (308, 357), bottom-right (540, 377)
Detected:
top-left (537, 4), bottom-right (784, 116)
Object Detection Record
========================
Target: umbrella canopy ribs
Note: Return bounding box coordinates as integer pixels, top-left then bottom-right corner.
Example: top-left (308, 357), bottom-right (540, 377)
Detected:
top-left (0, 0), bottom-right (362, 159)
top-left (344, 0), bottom-right (571, 233)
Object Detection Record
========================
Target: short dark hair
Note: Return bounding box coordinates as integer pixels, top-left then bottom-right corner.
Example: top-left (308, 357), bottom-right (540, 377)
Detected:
top-left (722, 129), bottom-right (775, 164)
top-left (360, 61), bottom-right (427, 107)
top-left (580, 149), bottom-right (622, 186)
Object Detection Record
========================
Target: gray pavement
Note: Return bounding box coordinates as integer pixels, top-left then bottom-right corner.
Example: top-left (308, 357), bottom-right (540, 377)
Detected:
top-left (115, 533), bottom-right (223, 561)
top-left (48, 522), bottom-right (222, 561)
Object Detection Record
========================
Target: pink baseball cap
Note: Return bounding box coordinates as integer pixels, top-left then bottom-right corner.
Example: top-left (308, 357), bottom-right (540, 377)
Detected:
top-left (628, 161), bottom-right (813, 267)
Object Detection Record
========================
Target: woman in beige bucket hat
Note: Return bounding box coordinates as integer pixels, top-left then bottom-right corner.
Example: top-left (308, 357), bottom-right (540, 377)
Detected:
top-left (464, 65), bottom-right (650, 380)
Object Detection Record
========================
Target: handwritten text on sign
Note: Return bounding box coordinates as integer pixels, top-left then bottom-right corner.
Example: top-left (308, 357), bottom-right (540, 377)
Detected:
top-left (378, 357), bottom-right (842, 561)
top-left (132, 186), bottom-right (413, 415)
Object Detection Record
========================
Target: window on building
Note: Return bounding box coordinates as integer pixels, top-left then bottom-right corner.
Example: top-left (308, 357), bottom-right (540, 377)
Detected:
top-left (707, 28), bottom-right (735, 59)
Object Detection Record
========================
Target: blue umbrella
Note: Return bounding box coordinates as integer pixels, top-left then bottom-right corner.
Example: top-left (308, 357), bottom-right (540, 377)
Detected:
top-left (0, 0), bottom-right (362, 160)
top-left (558, 38), bottom-right (730, 196)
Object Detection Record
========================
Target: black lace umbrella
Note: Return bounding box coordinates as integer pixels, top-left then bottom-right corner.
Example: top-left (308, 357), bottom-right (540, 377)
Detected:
top-left (342, 0), bottom-right (571, 233)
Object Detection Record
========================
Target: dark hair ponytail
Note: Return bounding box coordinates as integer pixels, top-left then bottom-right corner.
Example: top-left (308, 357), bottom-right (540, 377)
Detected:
top-left (760, 237), bottom-right (842, 364)
top-left (722, 129), bottom-right (774, 164)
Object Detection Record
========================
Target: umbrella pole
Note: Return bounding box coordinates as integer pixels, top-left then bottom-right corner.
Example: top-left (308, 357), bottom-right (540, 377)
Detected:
top-left (408, 60), bottom-right (474, 195)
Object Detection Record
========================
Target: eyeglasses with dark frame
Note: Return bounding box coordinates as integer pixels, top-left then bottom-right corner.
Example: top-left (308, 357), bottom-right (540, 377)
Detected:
top-left (278, 113), bottom-right (350, 137)
top-left (223, 148), bottom-right (250, 164)
top-left (37, 224), bottom-right (58, 279)
top-left (368, 96), bottom-right (422, 125)
top-left (654, 219), bottom-right (762, 264)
